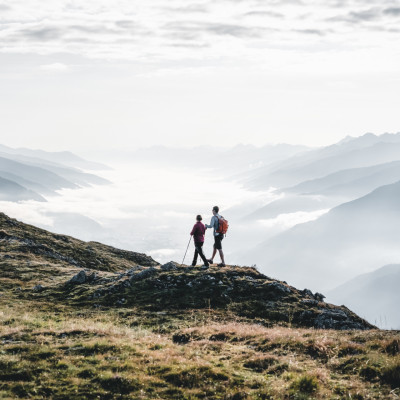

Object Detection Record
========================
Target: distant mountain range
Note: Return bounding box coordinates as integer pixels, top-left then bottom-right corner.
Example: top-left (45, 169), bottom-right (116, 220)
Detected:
top-left (327, 264), bottom-right (400, 329)
top-left (242, 132), bottom-right (400, 189)
top-left (0, 144), bottom-right (110, 171)
top-left (236, 132), bottom-right (400, 331)
top-left (242, 179), bottom-right (400, 292)
top-left (0, 145), bottom-right (110, 202)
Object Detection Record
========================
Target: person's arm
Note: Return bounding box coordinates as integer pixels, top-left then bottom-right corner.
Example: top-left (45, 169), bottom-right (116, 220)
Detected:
top-left (190, 224), bottom-right (197, 236)
top-left (205, 217), bottom-right (213, 229)
top-left (205, 216), bottom-right (216, 229)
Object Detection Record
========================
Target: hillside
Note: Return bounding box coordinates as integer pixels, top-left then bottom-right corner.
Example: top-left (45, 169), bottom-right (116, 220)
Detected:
top-left (1, 212), bottom-right (399, 399)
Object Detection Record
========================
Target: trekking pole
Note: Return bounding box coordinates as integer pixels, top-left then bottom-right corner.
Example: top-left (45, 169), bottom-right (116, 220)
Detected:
top-left (181, 236), bottom-right (192, 267)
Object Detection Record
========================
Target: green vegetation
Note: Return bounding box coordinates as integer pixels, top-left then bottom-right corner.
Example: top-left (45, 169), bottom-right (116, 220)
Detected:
top-left (1, 212), bottom-right (399, 399)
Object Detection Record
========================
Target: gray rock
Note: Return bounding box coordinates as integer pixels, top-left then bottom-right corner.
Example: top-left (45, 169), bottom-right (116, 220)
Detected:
top-left (161, 262), bottom-right (178, 271)
top-left (267, 281), bottom-right (291, 294)
top-left (302, 289), bottom-right (314, 298)
top-left (314, 292), bottom-right (326, 302)
top-left (68, 270), bottom-right (87, 284)
top-left (314, 309), bottom-right (351, 329)
top-left (129, 267), bottom-right (158, 282)
top-left (125, 266), bottom-right (145, 275)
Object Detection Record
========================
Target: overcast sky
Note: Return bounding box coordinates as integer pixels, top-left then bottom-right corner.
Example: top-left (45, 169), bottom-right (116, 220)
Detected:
top-left (1, 0), bottom-right (400, 151)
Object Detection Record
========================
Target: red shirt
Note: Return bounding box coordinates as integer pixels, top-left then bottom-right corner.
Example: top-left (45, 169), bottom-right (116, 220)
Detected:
top-left (190, 221), bottom-right (206, 243)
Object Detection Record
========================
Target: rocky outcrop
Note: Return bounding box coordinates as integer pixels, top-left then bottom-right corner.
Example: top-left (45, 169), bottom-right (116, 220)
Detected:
top-left (57, 263), bottom-right (374, 331)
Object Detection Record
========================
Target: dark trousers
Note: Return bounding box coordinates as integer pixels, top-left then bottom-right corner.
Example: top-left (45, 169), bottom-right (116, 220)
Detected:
top-left (192, 241), bottom-right (208, 266)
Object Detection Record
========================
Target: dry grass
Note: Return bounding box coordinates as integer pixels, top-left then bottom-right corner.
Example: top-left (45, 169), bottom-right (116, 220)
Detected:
top-left (1, 306), bottom-right (399, 399)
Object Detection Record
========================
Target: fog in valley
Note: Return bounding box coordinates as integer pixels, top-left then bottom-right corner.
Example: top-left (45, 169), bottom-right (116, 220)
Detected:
top-left (1, 133), bottom-right (400, 329)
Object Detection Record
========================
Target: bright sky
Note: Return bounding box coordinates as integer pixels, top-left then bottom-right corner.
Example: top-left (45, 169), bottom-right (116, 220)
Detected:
top-left (1, 0), bottom-right (400, 151)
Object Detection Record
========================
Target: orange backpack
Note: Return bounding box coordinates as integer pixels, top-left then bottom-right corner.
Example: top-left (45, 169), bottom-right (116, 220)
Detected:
top-left (216, 216), bottom-right (229, 235)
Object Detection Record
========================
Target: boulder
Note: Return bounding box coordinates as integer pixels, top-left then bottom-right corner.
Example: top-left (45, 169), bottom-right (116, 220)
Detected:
top-left (161, 262), bottom-right (178, 271)
top-left (267, 281), bottom-right (291, 294)
top-left (68, 270), bottom-right (88, 285)
top-left (130, 267), bottom-right (158, 282)
top-left (314, 292), bottom-right (326, 302)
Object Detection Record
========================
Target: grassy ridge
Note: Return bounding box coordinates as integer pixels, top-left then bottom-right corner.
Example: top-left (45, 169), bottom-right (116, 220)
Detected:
top-left (0, 211), bottom-right (399, 398)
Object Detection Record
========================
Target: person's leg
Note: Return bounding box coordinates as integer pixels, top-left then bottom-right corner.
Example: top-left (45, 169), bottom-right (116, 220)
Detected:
top-left (218, 249), bottom-right (226, 266)
top-left (208, 247), bottom-right (217, 264)
top-left (208, 235), bottom-right (219, 263)
top-left (215, 235), bottom-right (225, 266)
top-left (197, 242), bottom-right (209, 266)
top-left (192, 243), bottom-right (199, 266)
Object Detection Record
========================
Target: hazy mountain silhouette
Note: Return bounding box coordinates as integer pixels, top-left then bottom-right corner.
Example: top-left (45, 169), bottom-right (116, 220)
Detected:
top-left (241, 134), bottom-right (400, 219)
top-left (0, 177), bottom-right (46, 202)
top-left (243, 133), bottom-right (400, 189)
top-left (0, 156), bottom-right (77, 192)
top-left (0, 144), bottom-right (110, 171)
top-left (285, 160), bottom-right (400, 199)
top-left (0, 170), bottom-right (57, 196)
top-left (244, 180), bottom-right (400, 293)
top-left (0, 145), bottom-right (111, 203)
top-left (326, 264), bottom-right (400, 329)
top-left (0, 152), bottom-right (110, 187)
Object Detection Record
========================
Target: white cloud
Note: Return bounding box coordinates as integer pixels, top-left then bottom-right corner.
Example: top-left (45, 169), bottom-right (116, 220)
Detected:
top-left (0, 0), bottom-right (399, 70)
top-left (257, 209), bottom-right (330, 230)
top-left (0, 201), bottom-right (54, 227)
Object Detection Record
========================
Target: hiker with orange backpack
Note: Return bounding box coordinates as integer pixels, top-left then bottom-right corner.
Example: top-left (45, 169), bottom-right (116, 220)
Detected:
top-left (205, 205), bottom-right (228, 267)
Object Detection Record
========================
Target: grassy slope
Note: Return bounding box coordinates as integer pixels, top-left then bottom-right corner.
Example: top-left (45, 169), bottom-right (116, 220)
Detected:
top-left (1, 212), bottom-right (399, 399)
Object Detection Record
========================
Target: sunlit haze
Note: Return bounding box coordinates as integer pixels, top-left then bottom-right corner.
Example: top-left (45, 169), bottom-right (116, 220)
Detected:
top-left (1, 0), bottom-right (400, 151)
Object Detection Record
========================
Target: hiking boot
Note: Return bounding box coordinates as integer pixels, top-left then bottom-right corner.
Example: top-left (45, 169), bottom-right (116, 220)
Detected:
top-left (191, 263), bottom-right (196, 267)
top-left (200, 264), bottom-right (209, 270)
top-left (217, 263), bottom-right (226, 267)
top-left (207, 259), bottom-right (213, 264)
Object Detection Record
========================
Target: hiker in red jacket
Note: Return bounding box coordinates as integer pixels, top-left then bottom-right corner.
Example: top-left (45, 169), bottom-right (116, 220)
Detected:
top-left (190, 215), bottom-right (209, 267)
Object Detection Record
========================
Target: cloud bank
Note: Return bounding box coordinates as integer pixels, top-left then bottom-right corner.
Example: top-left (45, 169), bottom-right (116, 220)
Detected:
top-left (0, 0), bottom-right (399, 69)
